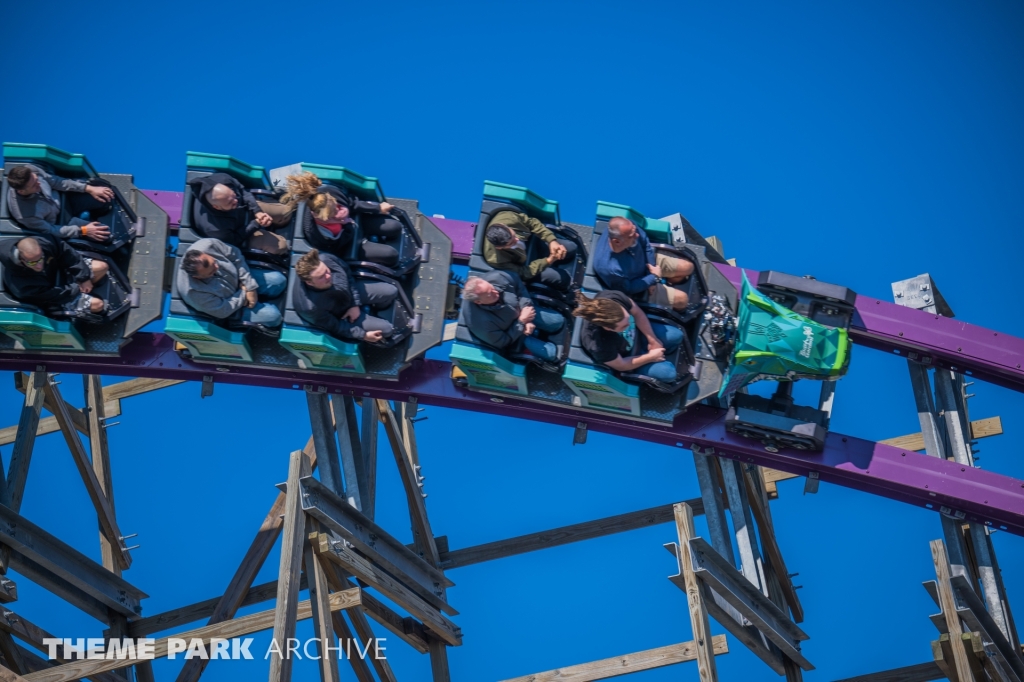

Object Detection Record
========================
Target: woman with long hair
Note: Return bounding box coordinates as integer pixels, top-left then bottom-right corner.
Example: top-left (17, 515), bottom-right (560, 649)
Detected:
top-left (573, 290), bottom-right (682, 382)
top-left (282, 171), bottom-right (402, 267)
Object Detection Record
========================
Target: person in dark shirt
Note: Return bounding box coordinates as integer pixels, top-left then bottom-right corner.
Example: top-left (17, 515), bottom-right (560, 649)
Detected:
top-left (573, 290), bottom-right (682, 382)
top-left (293, 249), bottom-right (398, 343)
top-left (0, 235), bottom-right (109, 314)
top-left (461, 270), bottom-right (564, 361)
top-left (186, 172), bottom-right (288, 254)
top-left (592, 217), bottom-right (694, 310)
top-left (482, 210), bottom-right (577, 290)
top-left (6, 164), bottom-right (113, 242)
top-left (282, 172), bottom-right (402, 267)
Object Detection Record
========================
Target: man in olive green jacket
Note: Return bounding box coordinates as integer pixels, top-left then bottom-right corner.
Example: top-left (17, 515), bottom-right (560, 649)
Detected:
top-left (482, 210), bottom-right (578, 290)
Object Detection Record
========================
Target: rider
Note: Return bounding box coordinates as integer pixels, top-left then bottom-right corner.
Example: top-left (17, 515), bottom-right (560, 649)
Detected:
top-left (461, 270), bottom-right (564, 361)
top-left (5, 164), bottom-right (114, 244)
top-left (482, 210), bottom-right (577, 290)
top-left (592, 217), bottom-right (693, 310)
top-left (0, 235), bottom-right (109, 314)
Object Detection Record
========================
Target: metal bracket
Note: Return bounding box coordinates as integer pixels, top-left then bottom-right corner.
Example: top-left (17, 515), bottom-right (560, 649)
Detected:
top-left (201, 375), bottom-right (214, 399)
top-left (573, 422), bottom-right (588, 446)
top-left (691, 444), bottom-right (716, 456)
top-left (803, 471), bottom-right (820, 495)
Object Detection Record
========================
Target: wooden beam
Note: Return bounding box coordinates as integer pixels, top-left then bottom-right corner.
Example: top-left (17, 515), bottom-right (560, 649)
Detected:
top-left (498, 635), bottom-right (729, 681)
top-left (360, 399), bottom-right (378, 520)
top-left (0, 663), bottom-right (29, 682)
top-left (0, 403), bottom-right (120, 448)
top-left (20, 588), bottom-right (362, 682)
top-left (376, 400), bottom-right (439, 565)
top-left (304, 530), bottom-right (341, 682)
top-left (672, 503), bottom-right (718, 682)
top-left (0, 607), bottom-right (125, 682)
top-left (313, 533), bottom-right (462, 646)
top-left (931, 539), bottom-right (976, 682)
top-left (328, 611), bottom-right (373, 682)
top-left (443, 497), bottom-right (706, 569)
top-left (306, 391), bottom-right (343, 495)
top-left (318, 562), bottom-right (398, 681)
top-left (267, 448), bottom-right (311, 682)
top-left (42, 380), bottom-right (130, 571)
top-left (174, 437), bottom-right (316, 682)
top-left (832, 661), bottom-right (944, 682)
top-left (83, 377), bottom-right (119, 577)
top-left (742, 466), bottom-right (803, 623)
top-left (331, 396), bottom-right (365, 512)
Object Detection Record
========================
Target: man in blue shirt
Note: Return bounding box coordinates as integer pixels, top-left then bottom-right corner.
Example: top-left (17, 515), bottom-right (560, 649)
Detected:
top-left (592, 217), bottom-right (694, 310)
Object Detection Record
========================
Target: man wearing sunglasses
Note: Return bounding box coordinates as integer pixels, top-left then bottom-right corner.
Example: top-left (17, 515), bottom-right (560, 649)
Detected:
top-left (0, 235), bottom-right (109, 314)
top-left (592, 217), bottom-right (694, 311)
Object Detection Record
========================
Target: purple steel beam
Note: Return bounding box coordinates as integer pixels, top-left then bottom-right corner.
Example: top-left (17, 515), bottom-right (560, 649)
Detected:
top-left (141, 190), bottom-right (181, 227)
top-left (1, 333), bottom-right (1023, 537)
top-left (715, 263), bottom-right (1024, 394)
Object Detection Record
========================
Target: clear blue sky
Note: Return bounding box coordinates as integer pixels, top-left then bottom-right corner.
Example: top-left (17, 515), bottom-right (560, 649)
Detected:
top-left (2, 1), bottom-right (1024, 679)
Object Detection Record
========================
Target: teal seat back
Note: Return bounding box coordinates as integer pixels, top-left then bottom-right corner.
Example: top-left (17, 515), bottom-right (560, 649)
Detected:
top-left (3, 142), bottom-right (96, 178)
top-left (279, 326), bottom-right (365, 374)
top-left (596, 201), bottom-right (672, 244)
top-left (562, 362), bottom-right (642, 416)
top-left (185, 152), bottom-right (269, 189)
top-left (450, 341), bottom-right (529, 395)
top-left (0, 309), bottom-right (84, 351)
top-left (164, 316), bottom-right (253, 362)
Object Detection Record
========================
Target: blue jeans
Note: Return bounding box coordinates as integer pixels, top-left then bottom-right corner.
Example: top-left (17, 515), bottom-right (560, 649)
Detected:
top-left (630, 322), bottom-right (683, 382)
top-left (521, 306), bottom-right (565, 362)
top-left (250, 269), bottom-right (287, 299)
top-left (242, 302), bottom-right (283, 327)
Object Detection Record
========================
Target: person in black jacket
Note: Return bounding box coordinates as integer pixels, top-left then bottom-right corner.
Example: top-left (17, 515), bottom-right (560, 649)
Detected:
top-left (293, 249), bottom-right (398, 343)
top-left (186, 173), bottom-right (288, 254)
top-left (0, 236), bottom-right (109, 314)
top-left (282, 172), bottom-right (402, 267)
top-left (461, 270), bottom-right (564, 361)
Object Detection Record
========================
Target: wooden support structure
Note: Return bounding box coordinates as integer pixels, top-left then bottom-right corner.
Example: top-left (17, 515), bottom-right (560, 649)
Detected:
top-left (267, 448), bottom-right (311, 682)
top-left (670, 503), bottom-right (718, 681)
top-left (303, 522), bottom-right (341, 682)
top-left (42, 379), bottom-right (131, 571)
top-left (498, 635), bottom-right (729, 681)
top-left (20, 588), bottom-right (363, 682)
top-left (931, 539), bottom-right (977, 682)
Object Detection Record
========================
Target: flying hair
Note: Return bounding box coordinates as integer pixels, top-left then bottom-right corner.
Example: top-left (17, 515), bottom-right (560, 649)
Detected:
top-left (282, 172), bottom-right (338, 223)
top-left (572, 292), bottom-right (626, 328)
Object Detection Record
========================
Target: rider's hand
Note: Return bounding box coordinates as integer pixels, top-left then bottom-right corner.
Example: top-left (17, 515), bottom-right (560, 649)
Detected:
top-left (524, 322), bottom-right (536, 336)
top-left (518, 306), bottom-right (536, 324)
top-left (646, 346), bottom-right (666, 363)
top-left (379, 202), bottom-right (394, 214)
top-left (647, 263), bottom-right (662, 278)
top-left (647, 335), bottom-right (663, 351)
top-left (83, 222), bottom-right (110, 241)
top-left (85, 185), bottom-right (114, 202)
top-left (79, 280), bottom-right (94, 295)
top-left (365, 330), bottom-right (384, 343)
top-left (255, 211), bottom-right (273, 228)
top-left (245, 289), bottom-right (258, 308)
top-left (549, 242), bottom-right (566, 260)
top-left (88, 295), bottom-right (105, 313)
top-left (344, 306), bottom-right (361, 322)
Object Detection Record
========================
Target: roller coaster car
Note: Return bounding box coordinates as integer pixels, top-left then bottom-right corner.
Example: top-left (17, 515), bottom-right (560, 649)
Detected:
top-left (273, 162), bottom-right (428, 281)
top-left (722, 272), bottom-right (855, 451)
top-left (451, 182), bottom-right (586, 397)
top-left (167, 154), bottom-right (454, 379)
top-left (468, 180), bottom-right (589, 305)
top-left (279, 197), bottom-right (451, 379)
top-left (0, 143), bottom-right (167, 354)
top-left (166, 152), bottom-right (297, 364)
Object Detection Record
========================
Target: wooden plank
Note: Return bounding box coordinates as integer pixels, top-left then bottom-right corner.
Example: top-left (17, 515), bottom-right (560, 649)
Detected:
top-left (306, 391), bottom-right (343, 495)
top-left (970, 416), bottom-right (1003, 440)
top-left (346, 603), bottom-right (397, 682)
top-left (443, 497), bottom-right (705, 569)
top-left (377, 400), bottom-right (439, 566)
top-left (100, 378), bottom-right (185, 402)
top-left (498, 635), bottom-right (729, 682)
top-left (931, 539), bottom-right (976, 682)
top-left (42, 381), bottom-right (130, 571)
top-left (328, 611), bottom-right (373, 682)
top-left (21, 588), bottom-right (362, 682)
top-left (0, 663), bottom-right (29, 682)
top-left (84, 377), bottom-right (119, 577)
top-left (175, 436), bottom-right (316, 682)
top-left (960, 633), bottom-right (987, 681)
top-left (742, 466), bottom-right (803, 623)
top-left (0, 403), bottom-right (120, 448)
top-left (268, 448), bottom-right (311, 682)
top-left (831, 661), bottom-right (945, 682)
top-left (331, 396), bottom-right (364, 512)
top-left (931, 639), bottom-right (954, 680)
top-left (304, 531), bottom-right (341, 682)
top-left (313, 533), bottom-right (462, 646)
top-left (672, 503), bottom-right (717, 682)
top-left (0, 636), bottom-right (25, 678)
top-left (428, 638), bottom-right (451, 682)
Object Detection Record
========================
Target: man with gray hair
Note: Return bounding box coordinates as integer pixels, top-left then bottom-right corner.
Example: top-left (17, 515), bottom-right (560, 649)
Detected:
top-left (0, 235), bottom-right (109, 314)
top-left (186, 172), bottom-right (288, 253)
top-left (177, 238), bottom-right (286, 329)
top-left (592, 216), bottom-right (694, 310)
top-left (461, 270), bottom-right (564, 361)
